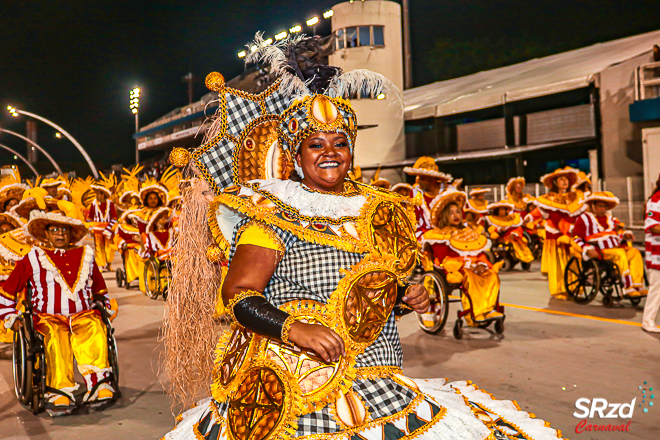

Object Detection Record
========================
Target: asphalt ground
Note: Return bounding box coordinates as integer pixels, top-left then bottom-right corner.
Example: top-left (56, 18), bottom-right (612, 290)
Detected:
top-left (0, 259), bottom-right (658, 440)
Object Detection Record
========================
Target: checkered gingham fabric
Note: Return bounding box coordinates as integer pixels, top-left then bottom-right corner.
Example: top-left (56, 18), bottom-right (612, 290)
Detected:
top-left (225, 92), bottom-right (262, 138)
top-left (353, 377), bottom-right (417, 419)
top-left (264, 89), bottom-right (290, 116)
top-left (295, 406), bottom-right (340, 436)
top-left (356, 314), bottom-right (403, 369)
top-left (197, 138), bottom-right (236, 192)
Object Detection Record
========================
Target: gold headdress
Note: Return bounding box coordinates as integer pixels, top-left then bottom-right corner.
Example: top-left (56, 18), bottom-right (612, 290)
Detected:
top-left (187, 34), bottom-right (396, 195)
top-left (119, 165), bottom-right (143, 205)
top-left (139, 166), bottom-right (180, 207)
top-left (71, 176), bottom-right (96, 210)
top-left (90, 172), bottom-right (116, 196)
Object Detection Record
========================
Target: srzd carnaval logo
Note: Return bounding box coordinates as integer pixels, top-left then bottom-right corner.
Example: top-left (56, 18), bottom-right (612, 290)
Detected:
top-left (572, 383), bottom-right (655, 434)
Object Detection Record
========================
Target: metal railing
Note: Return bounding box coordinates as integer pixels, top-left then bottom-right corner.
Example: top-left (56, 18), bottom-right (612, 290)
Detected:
top-left (634, 61), bottom-right (660, 101)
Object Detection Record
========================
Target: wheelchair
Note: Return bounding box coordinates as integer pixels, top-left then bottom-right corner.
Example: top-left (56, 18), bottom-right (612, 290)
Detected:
top-left (115, 246), bottom-right (139, 290)
top-left (564, 255), bottom-right (643, 307)
top-left (408, 263), bottom-right (505, 339)
top-left (489, 237), bottom-right (532, 272)
top-left (143, 253), bottom-right (171, 300)
top-left (523, 229), bottom-right (543, 261)
top-left (12, 288), bottom-right (120, 414)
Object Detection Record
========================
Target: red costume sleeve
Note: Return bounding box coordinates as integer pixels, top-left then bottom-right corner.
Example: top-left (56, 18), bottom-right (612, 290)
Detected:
top-left (572, 215), bottom-right (589, 249)
top-left (91, 261), bottom-right (108, 296)
top-left (0, 257), bottom-right (31, 320)
top-left (109, 202), bottom-right (117, 222)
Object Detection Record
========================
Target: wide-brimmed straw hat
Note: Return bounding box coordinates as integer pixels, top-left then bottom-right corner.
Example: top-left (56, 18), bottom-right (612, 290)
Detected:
top-left (403, 157), bottom-right (452, 182)
top-left (585, 191), bottom-right (619, 210)
top-left (572, 171), bottom-right (591, 191)
top-left (487, 200), bottom-right (514, 214)
top-left (0, 212), bottom-right (22, 230)
top-left (11, 188), bottom-right (60, 220)
top-left (40, 177), bottom-right (65, 189)
top-left (468, 188), bottom-right (491, 197)
top-left (391, 182), bottom-right (412, 196)
top-left (540, 167), bottom-right (579, 189)
top-left (428, 188), bottom-right (467, 228)
top-left (27, 201), bottom-right (88, 245)
top-left (139, 178), bottom-right (168, 207)
top-left (506, 177), bottom-right (525, 195)
top-left (146, 207), bottom-right (172, 233)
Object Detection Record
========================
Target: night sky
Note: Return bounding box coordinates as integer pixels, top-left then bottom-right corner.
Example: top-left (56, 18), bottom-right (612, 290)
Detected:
top-left (2, 0), bottom-right (660, 176)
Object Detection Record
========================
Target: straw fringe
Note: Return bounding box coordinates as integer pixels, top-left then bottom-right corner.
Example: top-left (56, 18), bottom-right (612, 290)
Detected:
top-left (160, 167), bottom-right (225, 412)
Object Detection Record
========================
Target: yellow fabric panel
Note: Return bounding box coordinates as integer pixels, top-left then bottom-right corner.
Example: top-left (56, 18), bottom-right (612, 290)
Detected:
top-left (462, 267), bottom-right (500, 321)
top-left (237, 223), bottom-right (280, 251)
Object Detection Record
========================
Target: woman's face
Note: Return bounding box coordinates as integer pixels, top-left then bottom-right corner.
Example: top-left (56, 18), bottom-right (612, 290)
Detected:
top-left (296, 132), bottom-right (351, 193)
top-left (555, 176), bottom-right (569, 191)
top-left (514, 182), bottom-right (522, 194)
top-left (146, 192), bottom-right (160, 208)
top-left (496, 207), bottom-right (507, 217)
top-left (448, 204), bottom-right (463, 226)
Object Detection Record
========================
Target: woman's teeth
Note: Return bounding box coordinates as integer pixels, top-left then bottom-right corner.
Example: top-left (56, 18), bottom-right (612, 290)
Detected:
top-left (318, 161), bottom-right (339, 169)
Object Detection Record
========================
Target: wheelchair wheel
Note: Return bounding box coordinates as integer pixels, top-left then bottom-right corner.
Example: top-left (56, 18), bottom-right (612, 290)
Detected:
top-left (630, 297), bottom-right (642, 306)
top-left (144, 258), bottom-right (161, 299)
top-left (495, 318), bottom-right (505, 334)
top-left (30, 350), bottom-right (46, 414)
top-left (12, 324), bottom-right (31, 404)
top-left (115, 267), bottom-right (125, 288)
top-left (564, 257), bottom-right (600, 304)
top-left (159, 261), bottom-right (171, 301)
top-left (107, 334), bottom-right (121, 396)
top-left (415, 271), bottom-right (450, 334)
top-left (602, 294), bottom-right (614, 308)
top-left (502, 255), bottom-right (515, 272)
top-left (452, 319), bottom-right (463, 340)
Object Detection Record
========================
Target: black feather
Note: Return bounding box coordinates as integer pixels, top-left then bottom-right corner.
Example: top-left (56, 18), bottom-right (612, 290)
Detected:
top-left (283, 36), bottom-right (342, 94)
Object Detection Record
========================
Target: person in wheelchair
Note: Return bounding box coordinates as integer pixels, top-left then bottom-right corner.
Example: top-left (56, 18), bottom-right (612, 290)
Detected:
top-left (464, 188), bottom-right (490, 229)
top-left (138, 206), bottom-right (173, 260)
top-left (0, 203), bottom-right (115, 414)
top-left (486, 200), bottom-right (534, 268)
top-left (572, 191), bottom-right (646, 298)
top-left (422, 188), bottom-right (504, 324)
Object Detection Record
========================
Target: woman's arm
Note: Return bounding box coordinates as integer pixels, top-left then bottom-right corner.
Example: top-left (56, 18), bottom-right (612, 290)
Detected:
top-left (223, 244), bottom-right (344, 362)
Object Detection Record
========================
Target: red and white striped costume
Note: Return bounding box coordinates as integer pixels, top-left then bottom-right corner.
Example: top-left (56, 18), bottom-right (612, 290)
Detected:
top-left (572, 212), bottom-right (622, 257)
top-left (645, 192), bottom-right (660, 270)
top-left (411, 185), bottom-right (433, 239)
top-left (139, 230), bottom-right (173, 260)
top-left (86, 199), bottom-right (117, 234)
top-left (0, 245), bottom-right (108, 322)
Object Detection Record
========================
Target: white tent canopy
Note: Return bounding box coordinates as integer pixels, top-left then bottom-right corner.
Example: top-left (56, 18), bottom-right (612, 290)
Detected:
top-left (404, 29), bottom-right (660, 120)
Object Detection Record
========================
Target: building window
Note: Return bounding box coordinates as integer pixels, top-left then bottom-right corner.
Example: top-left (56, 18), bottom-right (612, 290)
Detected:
top-left (335, 25), bottom-right (384, 50)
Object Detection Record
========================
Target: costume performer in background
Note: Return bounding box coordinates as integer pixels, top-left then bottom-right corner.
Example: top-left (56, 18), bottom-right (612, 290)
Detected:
top-left (643, 176), bottom-right (660, 332)
top-left (0, 203), bottom-right (115, 415)
top-left (423, 189), bottom-right (504, 323)
top-left (526, 167), bottom-right (585, 299)
top-left (486, 200), bottom-right (534, 266)
top-left (464, 188), bottom-right (490, 229)
top-left (572, 171), bottom-right (592, 197)
top-left (114, 166), bottom-right (145, 291)
top-left (86, 174), bottom-right (117, 271)
top-left (131, 166), bottom-right (179, 234)
top-left (403, 157), bottom-right (452, 239)
top-left (572, 192), bottom-right (646, 297)
top-left (161, 35), bottom-right (564, 440)
top-left (505, 177), bottom-right (534, 215)
top-left (0, 172), bottom-right (28, 214)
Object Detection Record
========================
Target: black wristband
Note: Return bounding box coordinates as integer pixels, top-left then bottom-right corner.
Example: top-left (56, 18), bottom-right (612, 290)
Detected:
top-left (232, 295), bottom-right (291, 340)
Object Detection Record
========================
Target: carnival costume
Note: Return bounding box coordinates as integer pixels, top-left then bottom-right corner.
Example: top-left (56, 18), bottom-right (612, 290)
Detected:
top-left (114, 166), bottom-right (145, 290)
top-left (422, 189), bottom-right (504, 323)
top-left (505, 177), bottom-right (533, 216)
top-left (86, 173), bottom-right (118, 270)
top-left (464, 188), bottom-right (490, 229)
top-left (0, 171), bottom-right (28, 213)
top-left (0, 203), bottom-right (114, 412)
top-left (525, 168), bottom-right (584, 299)
top-left (572, 192), bottom-right (645, 296)
top-left (130, 166), bottom-right (180, 233)
top-left (485, 201), bottom-right (534, 265)
top-left (162, 36), bottom-right (564, 440)
top-left (572, 172), bottom-right (591, 197)
top-left (0, 212), bottom-right (23, 343)
top-left (403, 157), bottom-right (452, 239)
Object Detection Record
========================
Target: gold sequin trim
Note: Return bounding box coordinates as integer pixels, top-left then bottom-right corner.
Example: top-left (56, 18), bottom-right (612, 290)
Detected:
top-left (225, 290), bottom-right (264, 322)
top-left (355, 365), bottom-right (403, 380)
top-left (280, 315), bottom-right (296, 344)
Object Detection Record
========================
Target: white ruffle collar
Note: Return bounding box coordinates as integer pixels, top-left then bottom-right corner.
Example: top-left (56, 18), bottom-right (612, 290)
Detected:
top-left (240, 179), bottom-right (367, 221)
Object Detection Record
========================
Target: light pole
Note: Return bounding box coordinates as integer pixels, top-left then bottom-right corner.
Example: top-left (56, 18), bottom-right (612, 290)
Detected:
top-left (0, 128), bottom-right (63, 174)
top-left (0, 143), bottom-right (38, 176)
top-left (6, 106), bottom-right (99, 178)
top-left (130, 87), bottom-right (140, 164)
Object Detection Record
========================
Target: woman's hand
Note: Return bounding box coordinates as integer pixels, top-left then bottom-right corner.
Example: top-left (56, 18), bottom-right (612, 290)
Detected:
top-left (287, 322), bottom-right (345, 363)
top-left (471, 264), bottom-right (488, 275)
top-left (403, 284), bottom-right (430, 313)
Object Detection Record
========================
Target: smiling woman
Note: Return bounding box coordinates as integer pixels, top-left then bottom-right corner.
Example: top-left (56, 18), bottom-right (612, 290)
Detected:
top-left (162, 34), bottom-right (565, 440)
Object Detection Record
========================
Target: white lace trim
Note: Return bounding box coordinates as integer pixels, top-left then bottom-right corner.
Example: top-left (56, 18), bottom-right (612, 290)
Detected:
top-left (241, 179), bottom-right (367, 221)
top-left (35, 246), bottom-right (94, 302)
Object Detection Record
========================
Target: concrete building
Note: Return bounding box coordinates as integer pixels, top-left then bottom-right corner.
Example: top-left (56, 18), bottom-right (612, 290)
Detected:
top-left (329, 0), bottom-right (405, 181)
top-left (395, 29), bottom-right (660, 187)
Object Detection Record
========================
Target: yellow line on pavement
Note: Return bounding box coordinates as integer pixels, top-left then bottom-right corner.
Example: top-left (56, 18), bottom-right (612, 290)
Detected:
top-left (500, 303), bottom-right (642, 327)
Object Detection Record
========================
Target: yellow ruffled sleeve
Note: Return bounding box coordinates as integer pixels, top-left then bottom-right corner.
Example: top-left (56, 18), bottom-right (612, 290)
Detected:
top-left (236, 222), bottom-right (282, 252)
